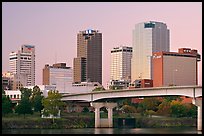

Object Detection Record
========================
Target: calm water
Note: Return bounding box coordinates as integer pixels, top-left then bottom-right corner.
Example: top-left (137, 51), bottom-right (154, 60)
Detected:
top-left (2, 127), bottom-right (202, 134)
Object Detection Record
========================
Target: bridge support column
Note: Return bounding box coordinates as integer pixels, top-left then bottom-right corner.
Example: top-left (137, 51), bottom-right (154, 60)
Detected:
top-left (107, 103), bottom-right (117, 128)
top-left (91, 102), bottom-right (104, 128)
top-left (91, 102), bottom-right (117, 128)
top-left (192, 98), bottom-right (202, 131)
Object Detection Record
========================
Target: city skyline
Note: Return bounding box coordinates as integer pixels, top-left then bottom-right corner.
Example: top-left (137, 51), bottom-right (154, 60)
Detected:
top-left (2, 2), bottom-right (202, 87)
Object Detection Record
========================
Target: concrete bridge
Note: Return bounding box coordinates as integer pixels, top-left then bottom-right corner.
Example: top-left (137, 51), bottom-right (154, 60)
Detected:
top-left (62, 85), bottom-right (202, 130)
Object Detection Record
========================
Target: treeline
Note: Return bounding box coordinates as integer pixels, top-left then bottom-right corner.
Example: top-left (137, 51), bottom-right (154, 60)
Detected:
top-left (2, 86), bottom-right (65, 123)
top-left (117, 96), bottom-right (197, 118)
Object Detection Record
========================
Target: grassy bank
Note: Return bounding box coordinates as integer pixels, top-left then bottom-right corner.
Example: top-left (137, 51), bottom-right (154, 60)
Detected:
top-left (2, 112), bottom-right (196, 129)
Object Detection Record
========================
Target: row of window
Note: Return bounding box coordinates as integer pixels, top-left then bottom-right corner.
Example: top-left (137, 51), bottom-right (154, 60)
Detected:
top-left (6, 94), bottom-right (21, 99)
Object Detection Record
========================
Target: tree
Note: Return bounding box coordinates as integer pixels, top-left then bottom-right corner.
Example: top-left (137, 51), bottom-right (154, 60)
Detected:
top-left (42, 90), bottom-right (65, 123)
top-left (170, 100), bottom-right (187, 117)
top-left (185, 103), bottom-right (197, 118)
top-left (2, 89), bottom-right (13, 115)
top-left (20, 87), bottom-right (32, 98)
top-left (82, 107), bottom-right (89, 113)
top-left (30, 85), bottom-right (44, 112)
top-left (138, 97), bottom-right (161, 112)
top-left (121, 105), bottom-right (137, 113)
top-left (157, 100), bottom-right (171, 115)
top-left (15, 87), bottom-right (33, 118)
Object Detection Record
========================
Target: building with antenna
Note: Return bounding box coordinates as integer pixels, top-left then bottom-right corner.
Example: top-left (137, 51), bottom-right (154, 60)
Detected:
top-left (73, 29), bottom-right (102, 85)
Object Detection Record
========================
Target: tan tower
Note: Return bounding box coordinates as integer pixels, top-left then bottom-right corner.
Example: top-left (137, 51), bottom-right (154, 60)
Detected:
top-left (73, 29), bottom-right (102, 85)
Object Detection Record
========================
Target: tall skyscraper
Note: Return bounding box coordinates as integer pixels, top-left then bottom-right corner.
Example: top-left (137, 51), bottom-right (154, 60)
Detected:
top-left (131, 21), bottom-right (170, 82)
top-left (9, 45), bottom-right (35, 87)
top-left (73, 29), bottom-right (102, 85)
top-left (110, 46), bottom-right (132, 80)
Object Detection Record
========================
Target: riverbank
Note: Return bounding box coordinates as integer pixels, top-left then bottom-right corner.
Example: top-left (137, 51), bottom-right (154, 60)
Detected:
top-left (2, 112), bottom-right (196, 129)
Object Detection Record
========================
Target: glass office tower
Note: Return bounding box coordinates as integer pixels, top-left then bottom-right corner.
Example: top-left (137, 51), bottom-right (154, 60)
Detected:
top-left (131, 21), bottom-right (170, 82)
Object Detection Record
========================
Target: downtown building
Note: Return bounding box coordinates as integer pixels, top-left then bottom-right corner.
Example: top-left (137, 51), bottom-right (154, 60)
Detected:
top-left (9, 45), bottom-right (35, 89)
top-left (152, 48), bottom-right (201, 87)
top-left (73, 29), bottom-right (102, 85)
top-left (131, 21), bottom-right (170, 82)
top-left (2, 71), bottom-right (14, 90)
top-left (108, 46), bottom-right (132, 89)
top-left (42, 63), bottom-right (73, 93)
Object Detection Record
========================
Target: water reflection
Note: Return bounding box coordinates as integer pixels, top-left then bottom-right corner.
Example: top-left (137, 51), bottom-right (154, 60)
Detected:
top-left (94, 128), bottom-right (114, 134)
top-left (2, 127), bottom-right (202, 134)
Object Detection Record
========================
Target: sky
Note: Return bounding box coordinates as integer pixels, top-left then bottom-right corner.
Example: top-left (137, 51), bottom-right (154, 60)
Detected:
top-left (2, 2), bottom-right (202, 87)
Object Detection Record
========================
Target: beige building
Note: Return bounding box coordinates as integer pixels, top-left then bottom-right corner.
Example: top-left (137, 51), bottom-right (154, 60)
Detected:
top-left (110, 46), bottom-right (132, 81)
top-left (153, 48), bottom-right (201, 87)
top-left (73, 29), bottom-right (102, 85)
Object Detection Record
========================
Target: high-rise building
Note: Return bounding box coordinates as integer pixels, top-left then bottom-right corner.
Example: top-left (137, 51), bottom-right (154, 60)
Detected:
top-left (9, 45), bottom-right (35, 87)
top-left (131, 21), bottom-right (170, 82)
top-left (110, 46), bottom-right (132, 80)
top-left (42, 63), bottom-right (73, 93)
top-left (73, 29), bottom-right (102, 85)
top-left (152, 48), bottom-right (201, 87)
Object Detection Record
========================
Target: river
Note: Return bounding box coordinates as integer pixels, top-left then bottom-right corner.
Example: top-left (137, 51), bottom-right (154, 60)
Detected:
top-left (2, 127), bottom-right (202, 134)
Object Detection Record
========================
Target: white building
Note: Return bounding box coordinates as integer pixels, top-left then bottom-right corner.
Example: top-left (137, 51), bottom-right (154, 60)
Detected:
top-left (131, 21), bottom-right (170, 82)
top-left (110, 46), bottom-right (132, 81)
top-left (4, 90), bottom-right (21, 100)
top-left (43, 63), bottom-right (73, 93)
top-left (9, 45), bottom-right (35, 87)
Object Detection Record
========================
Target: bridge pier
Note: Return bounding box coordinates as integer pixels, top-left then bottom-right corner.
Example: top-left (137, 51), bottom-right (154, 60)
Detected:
top-left (192, 98), bottom-right (202, 131)
top-left (91, 102), bottom-right (117, 128)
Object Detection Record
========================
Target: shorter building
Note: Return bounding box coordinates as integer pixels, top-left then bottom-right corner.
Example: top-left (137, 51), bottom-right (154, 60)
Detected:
top-left (129, 79), bottom-right (153, 88)
top-left (2, 71), bottom-right (14, 90)
top-left (4, 90), bottom-right (21, 100)
top-left (69, 82), bottom-right (102, 94)
top-left (43, 63), bottom-right (73, 93)
top-left (152, 48), bottom-right (201, 87)
top-left (4, 90), bottom-right (21, 104)
top-left (107, 79), bottom-right (131, 90)
top-left (2, 71), bottom-right (28, 90)
top-left (110, 46), bottom-right (132, 81)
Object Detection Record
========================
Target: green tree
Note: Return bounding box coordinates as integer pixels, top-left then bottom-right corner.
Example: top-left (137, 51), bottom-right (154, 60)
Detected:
top-left (42, 90), bottom-right (65, 123)
top-left (170, 100), bottom-right (187, 117)
top-left (138, 97), bottom-right (161, 112)
top-left (82, 107), bottom-right (89, 113)
top-left (15, 87), bottom-right (33, 118)
top-left (20, 87), bottom-right (32, 98)
top-left (30, 85), bottom-right (44, 112)
top-left (2, 89), bottom-right (13, 115)
top-left (183, 103), bottom-right (197, 118)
